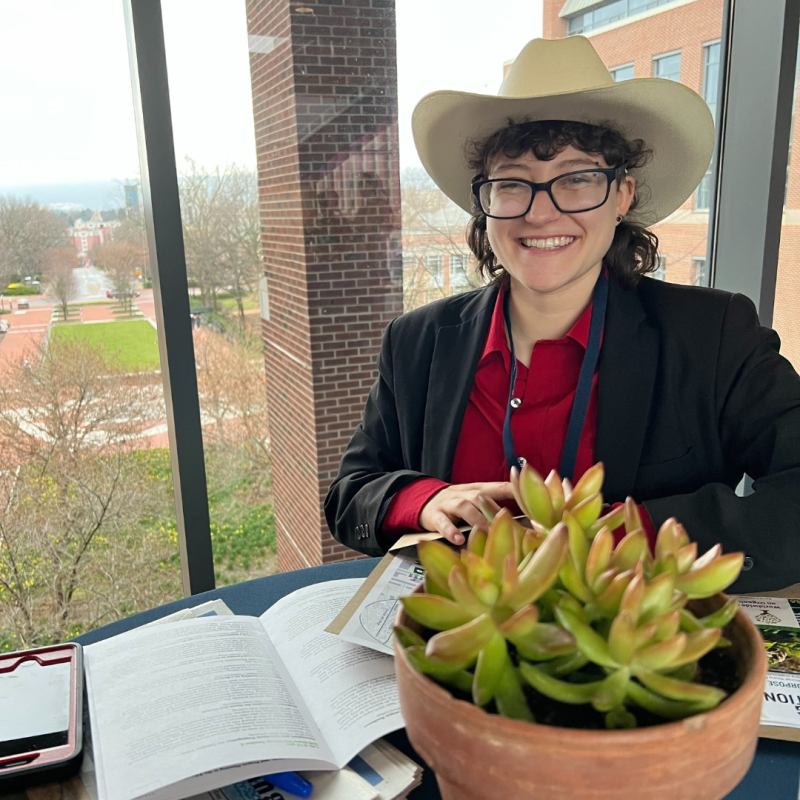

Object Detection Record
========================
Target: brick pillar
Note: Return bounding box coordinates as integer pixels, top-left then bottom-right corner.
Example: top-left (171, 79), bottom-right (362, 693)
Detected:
top-left (247, 0), bottom-right (403, 571)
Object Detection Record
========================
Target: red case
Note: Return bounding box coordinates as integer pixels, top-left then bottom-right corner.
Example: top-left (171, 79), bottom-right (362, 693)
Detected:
top-left (0, 643), bottom-right (84, 791)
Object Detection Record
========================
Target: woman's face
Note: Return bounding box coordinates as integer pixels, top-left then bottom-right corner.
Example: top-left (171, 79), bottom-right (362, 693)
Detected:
top-left (485, 145), bottom-right (635, 297)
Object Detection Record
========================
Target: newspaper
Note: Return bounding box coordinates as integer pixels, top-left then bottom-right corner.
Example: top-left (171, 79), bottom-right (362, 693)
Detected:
top-left (331, 551), bottom-right (424, 655)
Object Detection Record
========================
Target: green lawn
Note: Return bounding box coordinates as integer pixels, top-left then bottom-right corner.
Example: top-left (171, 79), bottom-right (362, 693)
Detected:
top-left (51, 320), bottom-right (161, 371)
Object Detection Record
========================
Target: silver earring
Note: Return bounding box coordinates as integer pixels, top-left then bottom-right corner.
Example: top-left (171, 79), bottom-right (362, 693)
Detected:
top-left (616, 215), bottom-right (623, 223)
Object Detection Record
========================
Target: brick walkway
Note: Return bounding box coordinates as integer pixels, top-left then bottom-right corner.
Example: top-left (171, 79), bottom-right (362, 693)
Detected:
top-left (0, 306), bottom-right (53, 367)
top-left (81, 304), bottom-right (116, 322)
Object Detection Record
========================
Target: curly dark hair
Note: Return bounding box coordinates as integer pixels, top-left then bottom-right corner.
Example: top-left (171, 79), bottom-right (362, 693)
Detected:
top-left (465, 120), bottom-right (659, 287)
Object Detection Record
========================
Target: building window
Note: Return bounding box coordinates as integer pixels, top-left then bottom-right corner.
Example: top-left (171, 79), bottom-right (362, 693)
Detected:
top-left (425, 254), bottom-right (444, 285)
top-left (703, 41), bottom-right (721, 122)
top-left (610, 63), bottom-right (635, 82)
top-left (653, 254), bottom-right (666, 281)
top-left (696, 171), bottom-right (712, 211)
top-left (653, 51), bottom-right (681, 82)
top-left (566, 0), bottom-right (675, 36)
top-left (449, 254), bottom-right (471, 290)
top-left (692, 257), bottom-right (707, 286)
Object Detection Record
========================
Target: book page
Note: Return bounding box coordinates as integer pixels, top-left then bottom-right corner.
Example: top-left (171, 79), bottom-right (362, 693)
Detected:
top-left (259, 579), bottom-right (404, 767)
top-left (85, 616), bottom-right (336, 800)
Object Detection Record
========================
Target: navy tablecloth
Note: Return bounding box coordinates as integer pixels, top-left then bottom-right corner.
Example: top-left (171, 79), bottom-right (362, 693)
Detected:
top-left (76, 561), bottom-right (800, 799)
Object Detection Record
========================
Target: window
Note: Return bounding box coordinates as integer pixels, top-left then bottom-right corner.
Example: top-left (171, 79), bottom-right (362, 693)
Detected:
top-left (425, 254), bottom-right (444, 285)
top-left (691, 257), bottom-right (707, 286)
top-left (696, 171), bottom-right (712, 211)
top-left (449, 254), bottom-right (471, 290)
top-left (566, 0), bottom-right (677, 36)
top-left (653, 255), bottom-right (667, 280)
top-left (703, 41), bottom-right (722, 122)
top-left (610, 63), bottom-right (635, 82)
top-left (653, 51), bottom-right (681, 82)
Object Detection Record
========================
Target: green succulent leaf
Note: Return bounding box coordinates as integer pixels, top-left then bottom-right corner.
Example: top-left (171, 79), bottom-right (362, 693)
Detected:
top-left (477, 494), bottom-right (501, 523)
top-left (655, 518), bottom-right (681, 562)
top-left (448, 567), bottom-right (488, 617)
top-left (536, 650), bottom-right (589, 677)
top-left (605, 705), bottom-right (638, 729)
top-left (393, 624), bottom-right (426, 650)
top-left (495, 604), bottom-right (539, 639)
top-left (406, 645), bottom-right (473, 676)
top-left (426, 614), bottom-right (495, 664)
top-left (632, 633), bottom-right (687, 671)
top-left (555, 606), bottom-right (618, 668)
top-left (467, 525), bottom-right (488, 557)
top-left (401, 594), bottom-right (477, 631)
top-left (591, 668), bottom-right (631, 712)
top-left (572, 493), bottom-right (604, 530)
top-left (506, 523), bottom-right (569, 609)
top-left (495, 664), bottom-right (535, 722)
top-left (565, 509), bottom-right (590, 575)
top-left (484, 509), bottom-right (518, 583)
top-left (595, 570), bottom-right (634, 618)
top-left (565, 462), bottom-right (605, 510)
top-left (676, 542), bottom-right (698, 573)
top-left (636, 670), bottom-right (726, 710)
top-left (519, 661), bottom-right (602, 704)
top-left (619, 574), bottom-right (645, 624)
top-left (560, 553), bottom-right (592, 603)
top-left (679, 608), bottom-right (704, 633)
top-left (608, 610), bottom-right (637, 665)
top-left (668, 628), bottom-right (721, 668)
top-left (624, 498), bottom-right (643, 535)
top-left (587, 505), bottom-right (625, 540)
top-left (700, 597), bottom-right (739, 629)
top-left (418, 540), bottom-right (462, 599)
top-left (626, 680), bottom-right (709, 720)
top-left (639, 572), bottom-right (676, 623)
top-left (510, 621), bottom-right (577, 661)
top-left (517, 464), bottom-right (556, 527)
top-left (586, 527), bottom-right (614, 588)
top-left (611, 530), bottom-right (649, 573)
top-left (544, 469), bottom-right (566, 515)
top-left (473, 632), bottom-right (508, 707)
top-left (675, 552), bottom-right (745, 599)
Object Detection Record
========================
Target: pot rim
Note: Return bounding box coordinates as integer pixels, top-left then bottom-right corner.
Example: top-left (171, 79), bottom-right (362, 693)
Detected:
top-left (394, 591), bottom-right (768, 746)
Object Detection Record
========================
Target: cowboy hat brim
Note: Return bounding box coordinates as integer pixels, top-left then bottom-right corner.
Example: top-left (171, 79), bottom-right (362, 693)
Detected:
top-left (412, 78), bottom-right (715, 227)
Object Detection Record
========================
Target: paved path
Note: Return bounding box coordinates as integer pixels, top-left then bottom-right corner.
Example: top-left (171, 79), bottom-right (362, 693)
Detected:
top-left (0, 306), bottom-right (53, 365)
top-left (81, 304), bottom-right (116, 322)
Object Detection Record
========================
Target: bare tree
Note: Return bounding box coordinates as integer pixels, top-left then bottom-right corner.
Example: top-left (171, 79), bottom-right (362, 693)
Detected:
top-left (193, 328), bottom-right (270, 477)
top-left (401, 168), bottom-right (481, 311)
top-left (179, 160), bottom-right (263, 324)
top-left (0, 340), bottom-right (171, 646)
top-left (44, 247), bottom-right (79, 319)
top-left (0, 196), bottom-right (69, 288)
top-left (92, 240), bottom-right (140, 313)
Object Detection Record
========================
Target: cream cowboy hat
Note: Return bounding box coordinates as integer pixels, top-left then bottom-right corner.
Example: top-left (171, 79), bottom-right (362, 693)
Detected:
top-left (412, 36), bottom-right (715, 226)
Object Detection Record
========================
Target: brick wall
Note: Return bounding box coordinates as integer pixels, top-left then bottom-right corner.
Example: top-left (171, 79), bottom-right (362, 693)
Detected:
top-left (542, 0), bottom-right (800, 372)
top-left (247, 0), bottom-right (403, 571)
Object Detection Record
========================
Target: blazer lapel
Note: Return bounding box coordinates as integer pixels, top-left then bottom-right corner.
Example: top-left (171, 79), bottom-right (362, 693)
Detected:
top-left (421, 287), bottom-right (498, 480)
top-left (596, 279), bottom-right (660, 502)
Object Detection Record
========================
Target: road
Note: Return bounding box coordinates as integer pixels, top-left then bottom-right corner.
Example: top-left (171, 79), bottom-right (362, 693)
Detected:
top-left (73, 265), bottom-right (112, 301)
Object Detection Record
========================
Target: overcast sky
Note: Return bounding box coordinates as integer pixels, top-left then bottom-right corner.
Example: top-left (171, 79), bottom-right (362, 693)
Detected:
top-left (0, 0), bottom-right (543, 190)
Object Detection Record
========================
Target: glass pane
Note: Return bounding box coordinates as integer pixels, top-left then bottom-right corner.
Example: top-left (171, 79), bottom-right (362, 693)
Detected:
top-left (774, 39), bottom-right (800, 373)
top-left (0, 2), bottom-right (182, 650)
top-left (653, 52), bottom-right (682, 82)
top-left (161, 1), bottom-right (275, 585)
top-left (611, 64), bottom-right (635, 82)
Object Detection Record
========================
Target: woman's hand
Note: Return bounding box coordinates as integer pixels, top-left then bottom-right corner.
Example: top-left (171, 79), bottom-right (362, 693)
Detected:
top-left (419, 482), bottom-right (516, 546)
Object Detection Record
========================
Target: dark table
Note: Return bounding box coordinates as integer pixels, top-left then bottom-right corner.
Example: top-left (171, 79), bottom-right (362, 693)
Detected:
top-left (76, 560), bottom-right (800, 799)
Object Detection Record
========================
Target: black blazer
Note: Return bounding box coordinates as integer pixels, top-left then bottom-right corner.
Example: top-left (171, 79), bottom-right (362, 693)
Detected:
top-left (324, 276), bottom-right (800, 593)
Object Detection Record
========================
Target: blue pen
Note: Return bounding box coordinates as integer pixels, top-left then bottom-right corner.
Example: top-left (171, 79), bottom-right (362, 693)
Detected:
top-left (262, 771), bottom-right (313, 798)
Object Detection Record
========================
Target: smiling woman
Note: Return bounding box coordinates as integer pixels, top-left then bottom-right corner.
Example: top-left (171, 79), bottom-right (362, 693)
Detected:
top-left (325, 35), bottom-right (800, 597)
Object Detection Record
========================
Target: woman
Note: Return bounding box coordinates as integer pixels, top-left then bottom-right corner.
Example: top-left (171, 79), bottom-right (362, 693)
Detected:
top-left (324, 36), bottom-right (800, 593)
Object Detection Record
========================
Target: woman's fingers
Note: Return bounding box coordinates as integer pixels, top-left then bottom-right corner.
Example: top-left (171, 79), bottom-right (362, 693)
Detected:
top-left (480, 481), bottom-right (516, 500)
top-left (434, 512), bottom-right (465, 545)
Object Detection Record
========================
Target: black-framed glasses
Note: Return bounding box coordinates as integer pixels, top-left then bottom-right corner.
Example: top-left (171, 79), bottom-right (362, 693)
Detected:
top-left (472, 167), bottom-right (625, 219)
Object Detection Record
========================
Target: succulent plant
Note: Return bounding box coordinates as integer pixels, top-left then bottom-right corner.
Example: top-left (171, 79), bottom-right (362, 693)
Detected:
top-left (395, 462), bottom-right (745, 729)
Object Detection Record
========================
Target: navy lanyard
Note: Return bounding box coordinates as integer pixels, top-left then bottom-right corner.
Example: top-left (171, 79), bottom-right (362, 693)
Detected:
top-left (502, 269), bottom-right (608, 483)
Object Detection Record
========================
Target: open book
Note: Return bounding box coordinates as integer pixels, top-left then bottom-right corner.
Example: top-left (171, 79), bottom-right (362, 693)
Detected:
top-left (83, 579), bottom-right (405, 800)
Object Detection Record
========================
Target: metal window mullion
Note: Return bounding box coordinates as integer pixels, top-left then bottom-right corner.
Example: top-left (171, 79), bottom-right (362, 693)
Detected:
top-left (708, 0), bottom-right (800, 326)
top-left (122, 0), bottom-right (215, 595)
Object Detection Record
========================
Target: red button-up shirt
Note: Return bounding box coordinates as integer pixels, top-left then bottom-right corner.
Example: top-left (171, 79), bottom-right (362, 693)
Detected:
top-left (382, 285), bottom-right (654, 545)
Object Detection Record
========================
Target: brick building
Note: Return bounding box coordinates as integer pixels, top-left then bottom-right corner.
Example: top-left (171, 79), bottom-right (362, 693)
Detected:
top-left (542, 0), bottom-right (800, 370)
top-left (70, 210), bottom-right (118, 258)
top-left (246, 0), bottom-right (403, 570)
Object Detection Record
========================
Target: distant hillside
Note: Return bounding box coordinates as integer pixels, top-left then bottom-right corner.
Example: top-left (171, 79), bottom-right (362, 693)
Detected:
top-left (0, 180), bottom-right (131, 211)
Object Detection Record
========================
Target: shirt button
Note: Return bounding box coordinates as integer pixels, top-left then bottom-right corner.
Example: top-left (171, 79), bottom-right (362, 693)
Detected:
top-left (510, 397), bottom-right (522, 409)
top-left (742, 556), bottom-right (754, 571)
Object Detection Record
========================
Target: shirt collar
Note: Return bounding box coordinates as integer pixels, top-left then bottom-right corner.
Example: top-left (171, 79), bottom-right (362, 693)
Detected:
top-left (480, 283), bottom-right (595, 372)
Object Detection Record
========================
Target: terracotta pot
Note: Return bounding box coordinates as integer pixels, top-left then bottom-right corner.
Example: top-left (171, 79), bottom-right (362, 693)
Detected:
top-left (394, 591), bottom-right (767, 800)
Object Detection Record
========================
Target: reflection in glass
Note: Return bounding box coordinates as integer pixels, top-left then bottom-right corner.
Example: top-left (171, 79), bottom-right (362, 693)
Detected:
top-left (653, 51), bottom-right (681, 82)
top-left (611, 63), bottom-right (635, 82)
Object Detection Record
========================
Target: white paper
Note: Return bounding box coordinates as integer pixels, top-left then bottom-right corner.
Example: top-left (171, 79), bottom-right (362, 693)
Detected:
top-left (737, 596), bottom-right (800, 628)
top-left (338, 554), bottom-right (424, 655)
top-left (260, 579), bottom-right (404, 766)
top-left (0, 659), bottom-right (71, 740)
top-left (761, 673), bottom-right (800, 728)
top-left (85, 616), bottom-right (334, 800)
